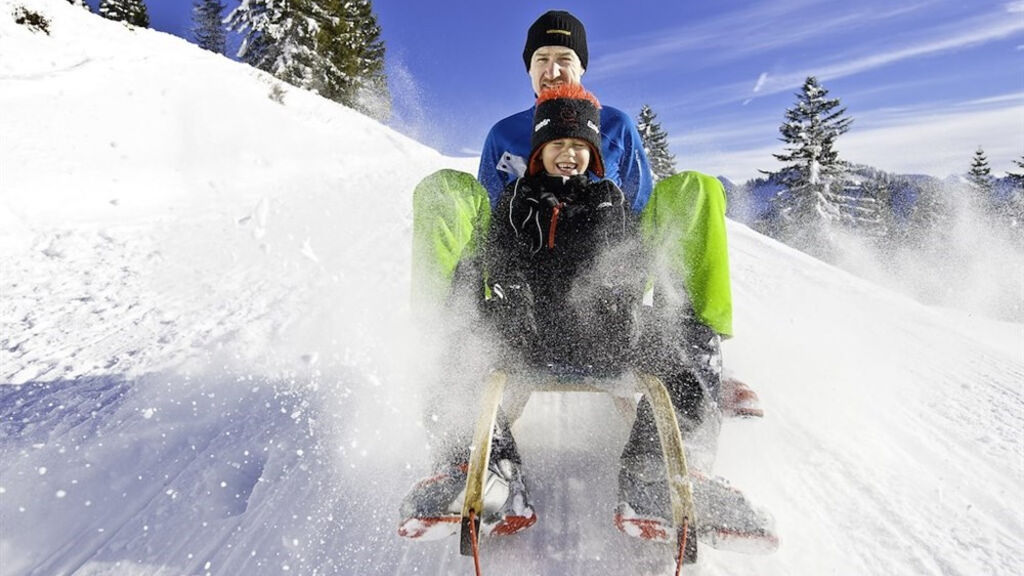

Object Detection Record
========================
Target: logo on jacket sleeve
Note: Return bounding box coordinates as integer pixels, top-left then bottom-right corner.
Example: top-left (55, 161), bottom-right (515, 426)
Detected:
top-left (497, 151), bottom-right (527, 177)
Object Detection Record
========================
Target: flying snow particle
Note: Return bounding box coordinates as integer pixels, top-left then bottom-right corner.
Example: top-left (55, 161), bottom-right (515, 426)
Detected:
top-left (38, 467), bottom-right (47, 475)
top-left (56, 490), bottom-right (67, 498)
top-left (300, 238), bottom-right (319, 263)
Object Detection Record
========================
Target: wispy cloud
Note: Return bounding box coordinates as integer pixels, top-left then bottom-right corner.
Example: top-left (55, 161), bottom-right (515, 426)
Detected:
top-left (591, 2), bottom-right (1022, 116)
top-left (953, 91), bottom-right (1024, 108)
top-left (647, 6), bottom-right (1024, 116)
top-left (753, 13), bottom-right (1024, 97)
top-left (587, 1), bottom-right (932, 81)
top-left (588, 1), bottom-right (836, 79)
top-left (752, 73), bottom-right (769, 94)
top-left (675, 99), bottom-right (1024, 182)
top-left (841, 103), bottom-right (1024, 176)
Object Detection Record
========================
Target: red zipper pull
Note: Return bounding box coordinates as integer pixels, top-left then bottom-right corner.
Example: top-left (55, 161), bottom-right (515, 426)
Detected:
top-left (548, 202), bottom-right (564, 249)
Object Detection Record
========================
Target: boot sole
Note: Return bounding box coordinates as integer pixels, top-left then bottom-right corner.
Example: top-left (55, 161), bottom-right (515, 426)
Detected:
top-left (398, 513), bottom-right (537, 540)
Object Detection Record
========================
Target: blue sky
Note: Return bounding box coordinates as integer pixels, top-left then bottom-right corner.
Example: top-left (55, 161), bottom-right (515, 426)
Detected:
top-left (101, 0), bottom-right (1023, 181)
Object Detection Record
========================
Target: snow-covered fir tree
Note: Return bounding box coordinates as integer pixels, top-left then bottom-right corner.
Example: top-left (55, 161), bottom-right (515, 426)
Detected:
top-left (226, 0), bottom-right (319, 89)
top-left (1008, 155), bottom-right (1024, 189)
top-left (192, 0), bottom-right (226, 54)
top-left (1001, 156), bottom-right (1024, 240)
top-left (846, 169), bottom-right (897, 247)
top-left (67, 0), bottom-right (90, 10)
top-left (636, 104), bottom-right (676, 182)
top-left (311, 0), bottom-right (389, 120)
top-left (768, 76), bottom-right (853, 256)
top-left (966, 146), bottom-right (993, 201)
top-left (98, 0), bottom-right (149, 27)
top-left (227, 0), bottom-right (390, 121)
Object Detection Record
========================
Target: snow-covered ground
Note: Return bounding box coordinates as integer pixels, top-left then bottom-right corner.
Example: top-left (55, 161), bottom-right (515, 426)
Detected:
top-left (1, 1), bottom-right (1022, 575)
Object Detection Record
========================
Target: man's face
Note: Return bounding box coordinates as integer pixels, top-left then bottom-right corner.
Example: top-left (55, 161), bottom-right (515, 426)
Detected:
top-left (528, 46), bottom-right (585, 95)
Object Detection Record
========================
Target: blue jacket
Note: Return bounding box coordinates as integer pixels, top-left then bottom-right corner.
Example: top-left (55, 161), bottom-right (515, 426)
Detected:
top-left (478, 105), bottom-right (653, 213)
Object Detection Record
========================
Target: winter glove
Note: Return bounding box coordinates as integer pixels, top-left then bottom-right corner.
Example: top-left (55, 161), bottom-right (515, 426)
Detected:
top-left (577, 180), bottom-right (627, 244)
top-left (506, 180), bottom-right (559, 253)
top-left (485, 275), bottom-right (539, 359)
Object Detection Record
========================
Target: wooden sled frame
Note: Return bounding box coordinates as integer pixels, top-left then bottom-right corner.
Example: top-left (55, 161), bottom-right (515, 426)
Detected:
top-left (459, 370), bottom-right (698, 573)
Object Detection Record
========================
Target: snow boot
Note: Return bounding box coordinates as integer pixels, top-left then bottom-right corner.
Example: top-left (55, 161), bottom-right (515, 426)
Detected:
top-left (614, 453), bottom-right (778, 553)
top-left (398, 458), bottom-right (536, 540)
top-left (721, 377), bottom-right (763, 419)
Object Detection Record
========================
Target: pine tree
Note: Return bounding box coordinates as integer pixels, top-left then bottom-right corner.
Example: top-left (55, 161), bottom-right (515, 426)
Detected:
top-left (769, 76), bottom-right (853, 256)
top-left (310, 0), bottom-right (390, 120)
top-left (966, 146), bottom-right (994, 201)
top-left (227, 0), bottom-right (390, 120)
top-left (1001, 156), bottom-right (1024, 240)
top-left (67, 0), bottom-right (91, 10)
top-left (848, 171), bottom-right (895, 245)
top-left (636, 104), bottom-right (676, 182)
top-left (227, 0), bottom-right (320, 88)
top-left (98, 0), bottom-right (150, 27)
top-left (1006, 155), bottom-right (1024, 190)
top-left (192, 0), bottom-right (226, 54)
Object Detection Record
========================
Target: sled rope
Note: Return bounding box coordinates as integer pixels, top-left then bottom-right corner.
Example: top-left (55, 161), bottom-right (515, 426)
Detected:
top-left (469, 508), bottom-right (483, 576)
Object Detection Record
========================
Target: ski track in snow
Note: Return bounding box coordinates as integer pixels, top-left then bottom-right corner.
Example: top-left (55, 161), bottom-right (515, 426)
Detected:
top-left (1, 1), bottom-right (1023, 575)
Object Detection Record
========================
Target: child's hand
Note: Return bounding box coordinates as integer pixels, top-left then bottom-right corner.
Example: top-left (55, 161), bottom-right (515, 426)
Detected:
top-left (507, 182), bottom-right (560, 253)
top-left (486, 278), bottom-right (539, 351)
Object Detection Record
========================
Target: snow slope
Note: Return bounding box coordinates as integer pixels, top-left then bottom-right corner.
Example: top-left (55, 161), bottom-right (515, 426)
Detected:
top-left (1, 1), bottom-right (1022, 575)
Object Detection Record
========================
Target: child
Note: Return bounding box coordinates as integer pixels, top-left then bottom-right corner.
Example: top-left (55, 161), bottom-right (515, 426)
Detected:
top-left (483, 84), bottom-right (646, 377)
top-left (399, 84), bottom-right (645, 541)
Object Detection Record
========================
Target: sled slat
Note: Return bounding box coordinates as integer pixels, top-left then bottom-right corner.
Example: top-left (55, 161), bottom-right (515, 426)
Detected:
top-left (460, 371), bottom-right (508, 556)
top-left (635, 373), bottom-right (696, 537)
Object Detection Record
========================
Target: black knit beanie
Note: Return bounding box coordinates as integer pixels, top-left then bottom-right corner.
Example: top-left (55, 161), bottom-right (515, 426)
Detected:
top-left (522, 11), bottom-right (588, 71)
top-left (528, 85), bottom-right (604, 177)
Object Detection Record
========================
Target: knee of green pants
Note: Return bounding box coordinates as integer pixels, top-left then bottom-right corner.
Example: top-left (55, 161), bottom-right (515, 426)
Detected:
top-left (640, 171), bottom-right (733, 337)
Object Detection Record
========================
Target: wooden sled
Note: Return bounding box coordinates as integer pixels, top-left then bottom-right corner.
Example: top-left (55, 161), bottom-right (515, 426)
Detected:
top-left (459, 369), bottom-right (698, 576)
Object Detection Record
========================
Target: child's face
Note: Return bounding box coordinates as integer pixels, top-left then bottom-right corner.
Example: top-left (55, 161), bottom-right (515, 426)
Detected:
top-left (541, 138), bottom-right (591, 177)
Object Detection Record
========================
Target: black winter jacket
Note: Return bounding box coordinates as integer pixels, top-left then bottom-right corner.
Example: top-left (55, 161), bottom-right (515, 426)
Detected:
top-left (483, 174), bottom-right (646, 374)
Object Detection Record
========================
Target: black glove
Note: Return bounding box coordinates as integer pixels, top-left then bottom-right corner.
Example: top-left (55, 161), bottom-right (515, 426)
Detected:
top-left (506, 181), bottom-right (560, 253)
top-left (486, 275), bottom-right (539, 355)
top-left (578, 180), bottom-right (627, 242)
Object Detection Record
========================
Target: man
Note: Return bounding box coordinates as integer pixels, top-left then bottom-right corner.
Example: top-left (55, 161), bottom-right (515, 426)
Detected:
top-left (477, 10), bottom-right (654, 213)
top-left (478, 10), bottom-right (734, 542)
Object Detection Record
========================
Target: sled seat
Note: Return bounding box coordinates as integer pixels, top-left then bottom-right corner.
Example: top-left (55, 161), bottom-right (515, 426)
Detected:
top-left (499, 365), bottom-right (641, 425)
